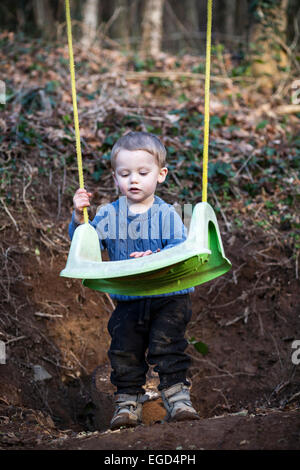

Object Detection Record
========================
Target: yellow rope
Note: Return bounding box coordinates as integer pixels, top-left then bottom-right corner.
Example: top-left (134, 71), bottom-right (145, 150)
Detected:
top-left (202, 0), bottom-right (212, 203)
top-left (65, 0), bottom-right (88, 224)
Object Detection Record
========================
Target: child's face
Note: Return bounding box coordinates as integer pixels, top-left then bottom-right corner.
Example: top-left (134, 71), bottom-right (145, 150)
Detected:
top-left (113, 149), bottom-right (167, 206)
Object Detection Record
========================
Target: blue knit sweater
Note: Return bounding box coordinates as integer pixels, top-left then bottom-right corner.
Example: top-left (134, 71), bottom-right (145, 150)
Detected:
top-left (68, 195), bottom-right (194, 301)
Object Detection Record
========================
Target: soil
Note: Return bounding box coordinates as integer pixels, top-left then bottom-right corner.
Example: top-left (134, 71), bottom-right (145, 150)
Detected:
top-left (0, 35), bottom-right (299, 454)
top-left (0, 216), bottom-right (299, 451)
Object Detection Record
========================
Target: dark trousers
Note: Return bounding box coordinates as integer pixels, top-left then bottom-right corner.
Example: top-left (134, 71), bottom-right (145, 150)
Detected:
top-left (107, 294), bottom-right (192, 394)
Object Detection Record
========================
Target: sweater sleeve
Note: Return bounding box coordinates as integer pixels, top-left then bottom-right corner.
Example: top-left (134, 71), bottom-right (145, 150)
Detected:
top-left (68, 210), bottom-right (107, 250)
top-left (68, 211), bottom-right (81, 240)
top-left (161, 205), bottom-right (187, 250)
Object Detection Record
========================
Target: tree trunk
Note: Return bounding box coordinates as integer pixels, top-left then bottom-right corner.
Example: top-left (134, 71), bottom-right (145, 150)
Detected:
top-left (81, 0), bottom-right (99, 47)
top-left (140, 0), bottom-right (165, 56)
top-left (180, 0), bottom-right (199, 34)
top-left (129, 0), bottom-right (142, 39)
top-left (16, 7), bottom-right (26, 31)
top-left (235, 0), bottom-right (248, 36)
top-left (110, 0), bottom-right (130, 49)
top-left (33, 0), bottom-right (54, 38)
top-left (249, 0), bottom-right (289, 92)
top-left (224, 0), bottom-right (236, 37)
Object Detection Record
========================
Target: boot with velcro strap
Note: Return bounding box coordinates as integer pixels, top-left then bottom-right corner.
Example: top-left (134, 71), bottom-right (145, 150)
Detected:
top-left (110, 393), bottom-right (147, 430)
top-left (161, 383), bottom-right (200, 422)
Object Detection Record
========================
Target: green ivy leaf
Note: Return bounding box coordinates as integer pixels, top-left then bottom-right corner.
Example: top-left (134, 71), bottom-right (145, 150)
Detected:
top-left (188, 337), bottom-right (209, 356)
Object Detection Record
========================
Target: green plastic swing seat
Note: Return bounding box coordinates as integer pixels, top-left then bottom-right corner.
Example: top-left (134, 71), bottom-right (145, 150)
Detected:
top-left (60, 201), bottom-right (231, 296)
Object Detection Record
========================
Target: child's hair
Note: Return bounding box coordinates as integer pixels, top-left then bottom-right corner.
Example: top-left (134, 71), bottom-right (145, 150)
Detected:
top-left (111, 131), bottom-right (166, 169)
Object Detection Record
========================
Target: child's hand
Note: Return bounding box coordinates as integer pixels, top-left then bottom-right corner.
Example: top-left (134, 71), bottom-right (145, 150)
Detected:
top-left (73, 188), bottom-right (92, 223)
top-left (130, 249), bottom-right (160, 258)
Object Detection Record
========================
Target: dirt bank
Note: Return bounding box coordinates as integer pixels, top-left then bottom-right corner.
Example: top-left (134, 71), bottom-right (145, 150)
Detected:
top-left (0, 223), bottom-right (299, 450)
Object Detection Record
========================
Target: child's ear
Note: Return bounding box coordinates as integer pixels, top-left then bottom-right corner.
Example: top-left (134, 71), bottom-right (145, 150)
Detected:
top-left (157, 166), bottom-right (168, 183)
top-left (112, 171), bottom-right (118, 187)
top-left (112, 171), bottom-right (120, 194)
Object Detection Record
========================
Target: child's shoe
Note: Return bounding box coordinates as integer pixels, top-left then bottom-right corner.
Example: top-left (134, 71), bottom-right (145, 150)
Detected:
top-left (161, 383), bottom-right (200, 422)
top-left (110, 393), bottom-right (143, 430)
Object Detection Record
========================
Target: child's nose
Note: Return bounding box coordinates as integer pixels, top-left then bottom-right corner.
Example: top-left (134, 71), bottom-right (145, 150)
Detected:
top-left (130, 172), bottom-right (139, 184)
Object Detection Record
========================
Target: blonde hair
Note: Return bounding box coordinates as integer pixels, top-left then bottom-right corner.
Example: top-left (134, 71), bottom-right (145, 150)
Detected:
top-left (111, 131), bottom-right (166, 169)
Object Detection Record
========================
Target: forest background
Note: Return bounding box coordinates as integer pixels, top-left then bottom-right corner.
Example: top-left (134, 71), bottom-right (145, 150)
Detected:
top-left (0, 0), bottom-right (299, 450)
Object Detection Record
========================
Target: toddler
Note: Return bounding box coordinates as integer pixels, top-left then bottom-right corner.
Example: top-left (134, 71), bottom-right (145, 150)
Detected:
top-left (69, 131), bottom-right (199, 429)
